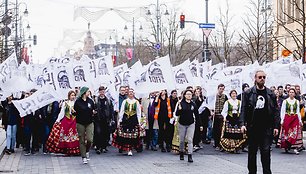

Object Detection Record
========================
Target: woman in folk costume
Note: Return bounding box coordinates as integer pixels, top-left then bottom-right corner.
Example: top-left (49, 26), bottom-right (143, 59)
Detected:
top-left (112, 88), bottom-right (142, 156)
top-left (278, 88), bottom-right (303, 154)
top-left (154, 90), bottom-right (173, 152)
top-left (46, 90), bottom-right (80, 155)
top-left (220, 90), bottom-right (246, 153)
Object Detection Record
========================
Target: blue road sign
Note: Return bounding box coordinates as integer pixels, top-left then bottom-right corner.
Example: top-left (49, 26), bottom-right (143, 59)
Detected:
top-left (155, 43), bottom-right (161, 50)
top-left (199, 23), bottom-right (215, 29)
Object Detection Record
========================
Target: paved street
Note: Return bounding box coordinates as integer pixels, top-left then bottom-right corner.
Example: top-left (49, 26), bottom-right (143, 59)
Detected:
top-left (0, 140), bottom-right (306, 174)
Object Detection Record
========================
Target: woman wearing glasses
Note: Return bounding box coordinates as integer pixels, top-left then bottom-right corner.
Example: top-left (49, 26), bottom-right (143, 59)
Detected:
top-left (175, 89), bottom-right (202, 163)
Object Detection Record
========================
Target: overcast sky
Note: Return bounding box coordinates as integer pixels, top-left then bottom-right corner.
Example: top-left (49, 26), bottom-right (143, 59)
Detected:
top-left (20, 0), bottom-right (252, 64)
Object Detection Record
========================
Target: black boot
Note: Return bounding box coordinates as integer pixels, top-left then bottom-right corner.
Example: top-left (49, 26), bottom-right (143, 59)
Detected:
top-left (179, 152), bottom-right (184, 160)
top-left (188, 154), bottom-right (193, 163)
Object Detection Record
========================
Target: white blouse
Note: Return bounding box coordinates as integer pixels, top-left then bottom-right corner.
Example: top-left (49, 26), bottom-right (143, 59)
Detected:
top-left (280, 98), bottom-right (302, 124)
top-left (118, 98), bottom-right (141, 124)
top-left (221, 98), bottom-right (241, 117)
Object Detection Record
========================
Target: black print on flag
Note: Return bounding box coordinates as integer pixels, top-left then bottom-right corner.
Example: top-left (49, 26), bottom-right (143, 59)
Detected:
top-left (57, 70), bottom-right (71, 89)
top-left (223, 68), bottom-right (242, 76)
top-left (189, 63), bottom-right (198, 77)
top-left (206, 68), bottom-right (217, 80)
top-left (135, 72), bottom-right (147, 85)
top-left (89, 61), bottom-right (96, 78)
top-left (61, 57), bottom-right (70, 64)
top-left (49, 57), bottom-right (59, 64)
top-left (114, 67), bottom-right (123, 91)
top-left (148, 62), bottom-right (165, 83)
top-left (0, 64), bottom-right (9, 83)
top-left (123, 71), bottom-right (130, 86)
top-left (98, 58), bottom-right (110, 75)
top-left (21, 101), bottom-right (33, 111)
top-left (73, 66), bottom-right (86, 82)
top-left (175, 69), bottom-right (189, 84)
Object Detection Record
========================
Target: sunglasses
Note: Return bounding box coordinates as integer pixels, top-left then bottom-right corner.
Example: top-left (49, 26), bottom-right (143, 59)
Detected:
top-left (258, 76), bottom-right (266, 79)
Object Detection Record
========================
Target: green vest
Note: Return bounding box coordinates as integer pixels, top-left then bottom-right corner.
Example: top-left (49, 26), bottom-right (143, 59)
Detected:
top-left (228, 100), bottom-right (240, 117)
top-left (285, 100), bottom-right (297, 114)
top-left (124, 101), bottom-right (137, 118)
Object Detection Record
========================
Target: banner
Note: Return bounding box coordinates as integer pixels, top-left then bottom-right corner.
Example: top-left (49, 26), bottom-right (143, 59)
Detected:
top-left (12, 86), bottom-right (59, 116)
top-left (133, 55), bottom-right (175, 94)
top-left (189, 59), bottom-right (201, 86)
top-left (172, 59), bottom-right (194, 90)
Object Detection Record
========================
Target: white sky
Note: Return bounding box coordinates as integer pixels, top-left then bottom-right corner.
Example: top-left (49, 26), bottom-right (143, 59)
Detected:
top-left (20, 0), bottom-right (251, 64)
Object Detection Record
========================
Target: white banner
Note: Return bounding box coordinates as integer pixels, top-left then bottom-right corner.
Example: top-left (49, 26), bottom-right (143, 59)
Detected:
top-left (12, 86), bottom-right (59, 116)
top-left (133, 56), bottom-right (175, 95)
top-left (172, 59), bottom-right (194, 90)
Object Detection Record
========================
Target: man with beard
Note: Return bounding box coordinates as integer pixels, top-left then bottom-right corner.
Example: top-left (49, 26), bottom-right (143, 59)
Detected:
top-left (240, 70), bottom-right (280, 174)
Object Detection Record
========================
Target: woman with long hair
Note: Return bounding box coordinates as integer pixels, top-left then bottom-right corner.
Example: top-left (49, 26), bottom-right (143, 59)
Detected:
top-left (46, 90), bottom-right (80, 156)
top-left (154, 90), bottom-right (173, 152)
top-left (278, 88), bottom-right (303, 154)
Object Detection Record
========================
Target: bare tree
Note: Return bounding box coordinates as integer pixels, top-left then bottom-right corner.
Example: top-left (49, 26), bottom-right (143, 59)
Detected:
top-left (210, 0), bottom-right (235, 66)
top-left (141, 8), bottom-right (202, 65)
top-left (273, 0), bottom-right (305, 62)
top-left (237, 0), bottom-right (274, 64)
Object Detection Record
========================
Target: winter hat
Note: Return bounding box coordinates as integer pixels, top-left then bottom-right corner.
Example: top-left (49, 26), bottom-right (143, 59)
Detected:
top-left (79, 86), bottom-right (89, 97)
top-left (242, 83), bottom-right (249, 91)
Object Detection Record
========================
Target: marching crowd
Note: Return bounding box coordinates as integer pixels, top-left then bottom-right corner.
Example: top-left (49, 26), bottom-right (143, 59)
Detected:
top-left (0, 70), bottom-right (305, 173)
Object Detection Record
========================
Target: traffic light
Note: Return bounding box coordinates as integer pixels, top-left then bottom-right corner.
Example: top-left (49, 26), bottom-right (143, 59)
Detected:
top-left (33, 34), bottom-right (37, 45)
top-left (180, 14), bottom-right (185, 29)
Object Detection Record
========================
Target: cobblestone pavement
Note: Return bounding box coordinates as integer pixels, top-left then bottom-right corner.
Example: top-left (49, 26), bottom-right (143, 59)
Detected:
top-left (0, 141), bottom-right (306, 174)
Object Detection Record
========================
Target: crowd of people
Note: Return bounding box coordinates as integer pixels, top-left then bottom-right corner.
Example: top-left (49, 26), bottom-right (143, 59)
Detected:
top-left (0, 70), bottom-right (305, 173)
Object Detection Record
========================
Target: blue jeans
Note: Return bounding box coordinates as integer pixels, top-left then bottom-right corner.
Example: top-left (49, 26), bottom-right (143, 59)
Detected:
top-left (41, 123), bottom-right (50, 152)
top-left (6, 125), bottom-right (17, 150)
top-left (151, 129), bottom-right (158, 147)
top-left (207, 119), bottom-right (213, 141)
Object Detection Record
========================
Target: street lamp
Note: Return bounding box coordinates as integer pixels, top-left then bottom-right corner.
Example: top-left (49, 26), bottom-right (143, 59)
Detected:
top-left (261, 0), bottom-right (271, 62)
top-left (146, 0), bottom-right (169, 57)
top-left (124, 17), bottom-right (143, 63)
top-left (108, 29), bottom-right (125, 65)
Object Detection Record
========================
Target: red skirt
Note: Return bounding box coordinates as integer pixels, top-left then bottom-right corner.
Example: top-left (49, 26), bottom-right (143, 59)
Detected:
top-left (278, 114), bottom-right (303, 149)
top-left (46, 116), bottom-right (80, 155)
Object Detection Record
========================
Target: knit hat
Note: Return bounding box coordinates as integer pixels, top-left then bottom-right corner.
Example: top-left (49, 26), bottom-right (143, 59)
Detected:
top-left (79, 86), bottom-right (89, 97)
top-left (242, 83), bottom-right (249, 91)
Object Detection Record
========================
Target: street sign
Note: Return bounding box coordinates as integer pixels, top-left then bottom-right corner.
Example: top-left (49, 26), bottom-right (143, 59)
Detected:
top-left (199, 23), bottom-right (215, 29)
top-left (155, 43), bottom-right (161, 50)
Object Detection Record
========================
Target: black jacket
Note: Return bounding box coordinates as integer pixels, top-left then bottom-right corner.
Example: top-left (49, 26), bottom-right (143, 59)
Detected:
top-left (176, 100), bottom-right (202, 126)
top-left (239, 86), bottom-right (280, 130)
top-left (94, 96), bottom-right (114, 123)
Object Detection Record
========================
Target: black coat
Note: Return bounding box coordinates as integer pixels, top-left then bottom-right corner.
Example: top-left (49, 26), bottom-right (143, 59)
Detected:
top-left (239, 86), bottom-right (280, 130)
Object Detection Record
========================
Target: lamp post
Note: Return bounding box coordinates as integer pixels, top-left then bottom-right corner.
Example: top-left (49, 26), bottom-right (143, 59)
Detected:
top-left (261, 0), bottom-right (271, 62)
top-left (146, 0), bottom-right (169, 57)
top-left (109, 29), bottom-right (125, 65)
top-left (124, 17), bottom-right (143, 63)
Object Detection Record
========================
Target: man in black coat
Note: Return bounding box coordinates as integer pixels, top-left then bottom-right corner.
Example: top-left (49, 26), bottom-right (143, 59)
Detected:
top-left (240, 70), bottom-right (280, 174)
top-left (94, 86), bottom-right (114, 154)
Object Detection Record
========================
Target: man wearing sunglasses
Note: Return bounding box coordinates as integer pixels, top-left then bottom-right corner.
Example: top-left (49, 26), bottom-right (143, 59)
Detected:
top-left (240, 70), bottom-right (280, 174)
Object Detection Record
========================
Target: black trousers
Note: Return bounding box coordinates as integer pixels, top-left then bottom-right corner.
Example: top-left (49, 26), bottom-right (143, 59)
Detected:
top-left (158, 118), bottom-right (173, 148)
top-left (212, 115), bottom-right (223, 148)
top-left (247, 129), bottom-right (273, 174)
top-left (94, 119), bottom-right (110, 149)
top-left (193, 123), bottom-right (201, 146)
